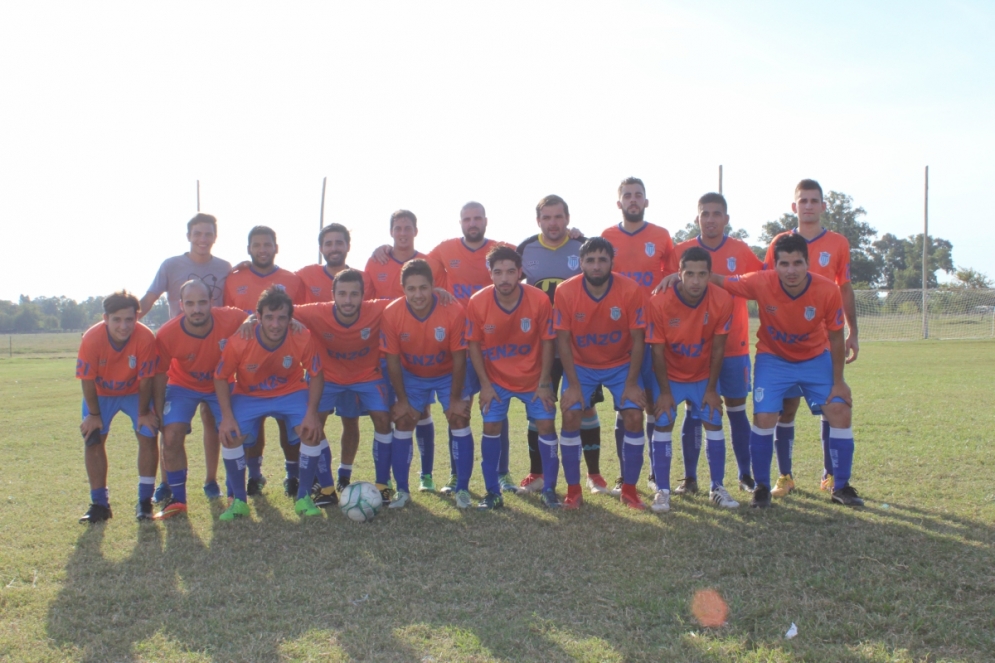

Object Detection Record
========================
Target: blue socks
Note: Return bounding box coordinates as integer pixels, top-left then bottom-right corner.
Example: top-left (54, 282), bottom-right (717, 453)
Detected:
top-left (297, 444), bottom-right (321, 499)
top-left (317, 439), bottom-right (334, 488)
top-left (452, 427), bottom-right (474, 492)
top-left (391, 430), bottom-right (414, 493)
top-left (681, 414), bottom-right (702, 479)
top-left (650, 430), bottom-right (672, 492)
top-left (246, 455), bottom-right (262, 480)
top-left (481, 434), bottom-right (502, 495)
top-left (560, 430), bottom-right (582, 486)
top-left (645, 414), bottom-right (655, 443)
top-left (90, 487), bottom-right (109, 508)
top-left (372, 431), bottom-right (393, 486)
top-left (775, 422), bottom-right (794, 475)
top-left (416, 416), bottom-right (435, 476)
top-left (539, 433), bottom-right (560, 491)
top-left (749, 425), bottom-right (776, 490)
top-left (222, 446), bottom-right (247, 502)
top-left (829, 427), bottom-right (855, 486)
top-left (726, 405), bottom-right (752, 478)
top-left (614, 414), bottom-right (624, 471)
top-left (704, 429), bottom-right (726, 490)
top-left (622, 431), bottom-right (645, 486)
top-left (448, 427), bottom-right (457, 476)
top-left (821, 417), bottom-right (832, 476)
top-left (166, 469), bottom-right (188, 504)
top-left (498, 418), bottom-right (511, 476)
top-left (138, 477), bottom-right (155, 502)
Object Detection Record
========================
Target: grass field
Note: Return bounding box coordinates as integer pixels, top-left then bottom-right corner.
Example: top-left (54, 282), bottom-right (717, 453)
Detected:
top-left (1, 338), bottom-right (994, 662)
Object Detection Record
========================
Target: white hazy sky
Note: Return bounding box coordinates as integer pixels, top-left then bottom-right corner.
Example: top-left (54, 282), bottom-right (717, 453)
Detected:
top-left (1, 1), bottom-right (992, 302)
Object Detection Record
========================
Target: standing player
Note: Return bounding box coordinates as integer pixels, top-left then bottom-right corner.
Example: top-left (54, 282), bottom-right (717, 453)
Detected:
top-left (380, 260), bottom-right (476, 509)
top-left (763, 179), bottom-right (859, 497)
top-left (517, 195), bottom-right (607, 495)
top-left (76, 291), bottom-right (159, 523)
top-left (716, 234), bottom-right (862, 508)
top-left (467, 246), bottom-right (557, 509)
top-left (554, 238), bottom-right (648, 509)
top-left (223, 225), bottom-right (307, 498)
top-left (213, 288), bottom-right (326, 521)
top-left (645, 247), bottom-right (739, 513)
top-left (151, 281), bottom-right (247, 519)
top-left (364, 210), bottom-right (427, 300)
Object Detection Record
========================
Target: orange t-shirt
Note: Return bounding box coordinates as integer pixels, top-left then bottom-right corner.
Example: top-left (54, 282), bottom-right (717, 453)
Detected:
top-left (155, 307), bottom-right (247, 392)
top-left (722, 270), bottom-right (844, 362)
top-left (215, 327), bottom-right (322, 397)
top-left (553, 273), bottom-right (646, 369)
top-left (295, 263), bottom-right (376, 304)
top-left (223, 266), bottom-right (306, 313)
top-left (427, 238), bottom-right (517, 301)
top-left (379, 296), bottom-right (467, 378)
top-left (466, 284), bottom-right (555, 392)
top-left (76, 322), bottom-right (158, 396)
top-left (601, 222), bottom-right (679, 292)
top-left (646, 284), bottom-right (733, 383)
top-left (294, 300), bottom-right (390, 385)
top-left (764, 228), bottom-right (851, 285)
top-left (363, 251), bottom-right (428, 301)
top-left (675, 236), bottom-right (763, 358)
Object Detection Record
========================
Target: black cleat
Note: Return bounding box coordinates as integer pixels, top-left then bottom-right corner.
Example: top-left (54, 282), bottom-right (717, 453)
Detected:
top-left (135, 498), bottom-right (154, 521)
top-left (674, 477), bottom-right (699, 496)
top-left (739, 474), bottom-right (756, 493)
top-left (477, 492), bottom-right (505, 510)
top-left (336, 476), bottom-right (351, 493)
top-left (79, 503), bottom-right (113, 524)
top-left (246, 475), bottom-right (267, 496)
top-left (283, 476), bottom-right (299, 498)
top-left (750, 484), bottom-right (772, 508)
top-left (831, 483), bottom-right (864, 507)
top-left (313, 487), bottom-right (339, 508)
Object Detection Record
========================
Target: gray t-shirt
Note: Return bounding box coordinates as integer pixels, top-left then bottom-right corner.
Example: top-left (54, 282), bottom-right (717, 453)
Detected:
top-left (517, 234), bottom-right (585, 304)
top-left (146, 253), bottom-right (232, 318)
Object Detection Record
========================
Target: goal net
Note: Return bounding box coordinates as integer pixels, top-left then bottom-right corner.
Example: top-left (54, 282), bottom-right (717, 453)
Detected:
top-left (854, 289), bottom-right (995, 341)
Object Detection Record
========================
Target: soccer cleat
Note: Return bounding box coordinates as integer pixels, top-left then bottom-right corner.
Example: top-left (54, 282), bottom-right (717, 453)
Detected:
top-left (609, 476), bottom-right (624, 497)
top-left (771, 474), bottom-right (795, 498)
top-left (377, 484), bottom-right (395, 504)
top-left (477, 492), bottom-right (505, 510)
top-left (650, 489), bottom-right (671, 513)
top-left (831, 483), bottom-right (864, 507)
top-left (153, 498), bottom-right (188, 520)
top-left (586, 474), bottom-right (609, 494)
top-left (540, 489), bottom-right (561, 509)
top-left (389, 489), bottom-right (411, 509)
top-left (674, 477), bottom-right (699, 496)
top-left (439, 474), bottom-right (458, 495)
top-left (620, 485), bottom-right (647, 510)
top-left (454, 489), bottom-right (473, 509)
top-left (313, 487), bottom-right (339, 508)
top-left (647, 474), bottom-right (658, 493)
top-left (419, 474), bottom-right (435, 492)
top-left (739, 474), bottom-right (756, 493)
top-left (283, 476), bottom-right (299, 498)
top-left (519, 473), bottom-right (544, 493)
top-left (294, 495), bottom-right (321, 517)
top-left (203, 481), bottom-right (222, 499)
top-left (246, 475), bottom-right (267, 496)
top-left (153, 481), bottom-right (172, 504)
top-left (136, 498), bottom-right (154, 521)
top-left (498, 473), bottom-right (519, 495)
top-left (219, 498), bottom-right (250, 521)
top-left (710, 486), bottom-right (740, 509)
top-left (750, 484), bottom-right (772, 508)
top-left (821, 472), bottom-right (835, 492)
top-left (336, 476), bottom-right (351, 492)
top-left (563, 484), bottom-right (584, 510)
top-left (78, 503), bottom-right (112, 525)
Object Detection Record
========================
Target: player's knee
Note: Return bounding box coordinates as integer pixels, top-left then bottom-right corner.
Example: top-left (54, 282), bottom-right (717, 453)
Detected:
top-left (621, 408), bottom-right (644, 432)
top-left (562, 411), bottom-right (582, 430)
top-left (199, 403), bottom-right (217, 425)
top-left (163, 424), bottom-right (187, 448)
top-left (821, 403), bottom-right (851, 429)
top-left (482, 421), bottom-right (502, 436)
top-left (754, 412), bottom-right (780, 429)
top-left (342, 417), bottom-right (360, 433)
top-left (724, 397), bottom-right (747, 408)
top-left (536, 418), bottom-right (556, 436)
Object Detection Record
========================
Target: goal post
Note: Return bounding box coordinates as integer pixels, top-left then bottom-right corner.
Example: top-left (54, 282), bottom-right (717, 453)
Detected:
top-left (853, 289), bottom-right (995, 341)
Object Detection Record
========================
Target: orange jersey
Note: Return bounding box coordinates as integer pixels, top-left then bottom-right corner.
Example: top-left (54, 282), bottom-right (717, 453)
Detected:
top-left (223, 266), bottom-right (306, 313)
top-left (764, 228), bottom-right (851, 285)
top-left (76, 322), bottom-right (158, 396)
top-left (294, 299), bottom-right (390, 385)
top-left (553, 273), bottom-right (646, 369)
top-left (295, 263), bottom-right (375, 304)
top-left (676, 236), bottom-right (763, 357)
top-left (364, 251), bottom-right (428, 300)
top-left (722, 270), bottom-right (844, 362)
top-left (466, 284), bottom-right (555, 392)
top-left (646, 284), bottom-right (733, 383)
top-left (155, 307), bottom-right (247, 392)
top-left (379, 296), bottom-right (467, 378)
top-left (215, 327), bottom-right (322, 397)
top-left (601, 222), bottom-right (679, 292)
top-left (427, 238), bottom-right (517, 301)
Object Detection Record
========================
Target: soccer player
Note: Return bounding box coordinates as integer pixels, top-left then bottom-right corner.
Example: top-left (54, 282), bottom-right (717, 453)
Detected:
top-left (645, 247), bottom-right (738, 513)
top-left (151, 280), bottom-right (248, 519)
top-left (763, 179), bottom-right (860, 497)
top-left (717, 233), bottom-right (862, 508)
top-left (467, 246), bottom-right (557, 509)
top-left (554, 237), bottom-right (649, 509)
top-left (213, 288), bottom-right (326, 521)
top-left (517, 195), bottom-right (607, 495)
top-left (76, 291), bottom-right (159, 523)
top-left (673, 193), bottom-right (764, 495)
top-left (380, 260), bottom-right (476, 509)
top-left (364, 210), bottom-right (427, 300)
top-left (139, 212), bottom-right (232, 502)
top-left (223, 225), bottom-right (307, 498)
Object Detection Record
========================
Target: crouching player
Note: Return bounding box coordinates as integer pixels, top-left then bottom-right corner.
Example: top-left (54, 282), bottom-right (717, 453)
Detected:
top-left (554, 238), bottom-right (648, 509)
top-left (213, 288), bottom-right (326, 521)
top-left (467, 247), bottom-right (557, 510)
top-left (646, 247), bottom-right (738, 513)
top-left (717, 234), bottom-right (862, 507)
top-left (76, 291), bottom-right (159, 523)
top-left (380, 260), bottom-right (476, 509)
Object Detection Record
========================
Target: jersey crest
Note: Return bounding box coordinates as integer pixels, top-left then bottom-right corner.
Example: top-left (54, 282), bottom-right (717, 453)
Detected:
top-left (703, 311), bottom-right (709, 325)
top-left (567, 255), bottom-right (579, 270)
top-left (128, 355), bottom-right (136, 369)
top-left (520, 318), bottom-right (531, 333)
top-left (434, 326), bottom-right (446, 342)
top-left (804, 306), bottom-right (816, 321)
top-left (449, 259), bottom-right (461, 269)
top-left (310, 286), bottom-right (321, 295)
top-left (645, 242), bottom-right (655, 257)
top-left (360, 327), bottom-right (371, 340)
top-left (610, 306), bottom-right (622, 321)
top-left (219, 338), bottom-right (227, 351)
top-left (754, 387), bottom-right (764, 402)
top-left (819, 251), bottom-right (831, 267)
top-left (282, 355), bottom-right (293, 369)
top-left (727, 257), bottom-right (737, 271)
top-left (484, 324), bottom-right (496, 334)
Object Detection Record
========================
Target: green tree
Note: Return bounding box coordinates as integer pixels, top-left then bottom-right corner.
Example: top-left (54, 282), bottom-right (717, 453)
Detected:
top-left (874, 233), bottom-right (954, 290)
top-left (952, 266), bottom-right (993, 289)
top-left (13, 303), bottom-right (40, 333)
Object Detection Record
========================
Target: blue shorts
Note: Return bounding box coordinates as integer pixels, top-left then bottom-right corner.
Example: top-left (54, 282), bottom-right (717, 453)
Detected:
top-left (717, 354), bottom-right (752, 399)
top-left (162, 385), bottom-right (222, 431)
top-left (563, 364), bottom-right (643, 411)
top-left (651, 378), bottom-right (722, 427)
top-left (319, 380), bottom-right (388, 415)
top-left (753, 351), bottom-right (845, 415)
top-left (481, 384), bottom-right (556, 423)
top-left (465, 358), bottom-right (482, 396)
top-left (82, 395), bottom-right (156, 438)
top-left (231, 391), bottom-right (310, 447)
top-left (402, 370), bottom-right (473, 413)
top-left (379, 358), bottom-right (396, 410)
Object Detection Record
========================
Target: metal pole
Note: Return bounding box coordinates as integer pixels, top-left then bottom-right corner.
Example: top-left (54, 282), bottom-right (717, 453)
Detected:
top-left (718, 165), bottom-right (723, 194)
top-left (922, 166), bottom-right (929, 339)
top-left (318, 176), bottom-right (327, 264)
top-left (196, 180), bottom-right (201, 212)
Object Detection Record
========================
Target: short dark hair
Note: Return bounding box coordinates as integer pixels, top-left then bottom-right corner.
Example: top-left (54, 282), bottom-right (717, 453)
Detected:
top-left (697, 192), bottom-right (728, 213)
top-left (390, 210), bottom-right (417, 231)
top-left (248, 225), bottom-right (276, 244)
top-left (680, 246), bottom-right (712, 270)
top-left (794, 179), bottom-right (823, 199)
top-left (536, 195), bottom-right (569, 219)
top-left (487, 246), bottom-right (522, 270)
top-left (332, 268), bottom-right (365, 297)
top-left (187, 213), bottom-right (218, 234)
top-left (103, 290), bottom-right (140, 315)
top-left (400, 259), bottom-right (433, 287)
top-left (256, 287), bottom-right (294, 317)
top-left (617, 177), bottom-right (646, 198)
top-left (579, 237), bottom-right (614, 260)
top-left (461, 201), bottom-right (486, 217)
top-left (319, 223), bottom-right (350, 247)
top-left (773, 233), bottom-right (809, 264)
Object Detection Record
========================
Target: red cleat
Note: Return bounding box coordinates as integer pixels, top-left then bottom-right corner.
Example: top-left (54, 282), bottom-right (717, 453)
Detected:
top-left (563, 484), bottom-right (584, 509)
top-left (519, 473), bottom-right (544, 493)
top-left (620, 484), bottom-right (646, 510)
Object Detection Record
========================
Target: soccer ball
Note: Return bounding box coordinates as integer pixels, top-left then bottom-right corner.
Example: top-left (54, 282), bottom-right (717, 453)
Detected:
top-left (339, 481), bottom-right (383, 522)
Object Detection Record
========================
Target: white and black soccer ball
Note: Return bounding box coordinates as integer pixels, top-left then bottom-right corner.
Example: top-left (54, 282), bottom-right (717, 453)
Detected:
top-left (338, 481), bottom-right (383, 522)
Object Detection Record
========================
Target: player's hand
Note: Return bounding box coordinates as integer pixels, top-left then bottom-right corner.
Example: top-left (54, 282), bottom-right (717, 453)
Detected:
top-left (652, 272), bottom-right (680, 296)
top-left (560, 384), bottom-right (583, 413)
top-left (533, 383), bottom-right (556, 412)
top-left (298, 410), bottom-right (321, 445)
top-left (654, 392), bottom-right (676, 424)
top-left (826, 381), bottom-right (852, 407)
top-left (218, 417), bottom-right (242, 448)
top-left (231, 260), bottom-right (251, 272)
top-left (702, 388), bottom-right (723, 419)
top-left (845, 334), bottom-right (859, 364)
top-left (567, 227), bottom-right (583, 240)
top-left (434, 288), bottom-right (457, 306)
top-left (289, 318), bottom-right (305, 334)
top-left (238, 315), bottom-right (257, 339)
top-left (478, 384), bottom-right (499, 415)
top-left (80, 413), bottom-right (103, 439)
top-left (372, 245), bottom-right (392, 265)
top-left (392, 399), bottom-right (420, 426)
top-left (447, 396), bottom-right (471, 422)
top-left (622, 382), bottom-right (647, 410)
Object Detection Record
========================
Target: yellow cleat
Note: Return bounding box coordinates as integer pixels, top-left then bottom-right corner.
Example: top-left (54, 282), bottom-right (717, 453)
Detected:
top-left (771, 474), bottom-right (795, 498)
top-left (820, 473), bottom-right (835, 492)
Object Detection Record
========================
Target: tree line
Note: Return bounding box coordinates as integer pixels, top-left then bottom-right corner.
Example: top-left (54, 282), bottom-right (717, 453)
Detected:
top-left (0, 295), bottom-right (169, 334)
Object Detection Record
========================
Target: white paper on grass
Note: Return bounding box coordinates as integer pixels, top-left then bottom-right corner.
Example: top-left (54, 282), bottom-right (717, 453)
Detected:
top-left (785, 623), bottom-right (798, 639)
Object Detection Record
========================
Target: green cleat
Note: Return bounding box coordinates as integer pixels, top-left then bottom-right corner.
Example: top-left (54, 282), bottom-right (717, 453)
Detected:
top-left (477, 492), bottom-right (504, 510)
top-left (219, 498), bottom-right (250, 522)
top-left (295, 495), bottom-right (321, 517)
top-left (419, 474), bottom-right (436, 492)
top-left (439, 474), bottom-right (458, 495)
top-left (498, 473), bottom-right (519, 495)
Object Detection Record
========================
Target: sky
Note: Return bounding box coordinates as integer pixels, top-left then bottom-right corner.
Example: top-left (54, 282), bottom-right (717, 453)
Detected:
top-left (1, 0), bottom-right (993, 302)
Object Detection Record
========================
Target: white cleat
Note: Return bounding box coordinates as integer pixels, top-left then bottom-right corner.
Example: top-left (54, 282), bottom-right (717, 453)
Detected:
top-left (710, 485), bottom-right (740, 509)
top-left (647, 476), bottom-right (658, 493)
top-left (389, 490), bottom-right (410, 509)
top-left (609, 476), bottom-right (623, 497)
top-left (650, 489), bottom-right (671, 513)
top-left (586, 474), bottom-right (610, 494)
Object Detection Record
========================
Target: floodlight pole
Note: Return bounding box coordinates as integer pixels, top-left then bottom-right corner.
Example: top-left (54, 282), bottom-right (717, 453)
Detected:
top-left (196, 180), bottom-right (201, 212)
top-left (922, 166), bottom-right (929, 340)
top-left (318, 176), bottom-right (327, 264)
top-left (718, 165), bottom-right (723, 194)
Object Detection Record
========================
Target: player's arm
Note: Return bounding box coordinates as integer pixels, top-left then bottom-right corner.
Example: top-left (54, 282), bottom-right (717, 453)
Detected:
top-left (299, 370), bottom-right (324, 445)
top-left (840, 283), bottom-right (859, 363)
top-left (535, 338), bottom-right (556, 411)
top-left (468, 340), bottom-right (497, 415)
top-left (80, 379), bottom-right (102, 439)
top-left (622, 328), bottom-right (648, 409)
top-left (152, 372), bottom-right (168, 428)
top-left (556, 330), bottom-right (583, 412)
top-left (213, 378), bottom-right (242, 446)
top-left (137, 375), bottom-right (158, 432)
top-left (371, 244), bottom-right (393, 265)
top-left (650, 342), bottom-right (675, 422)
top-left (386, 354), bottom-right (419, 424)
top-left (826, 327), bottom-right (852, 406)
top-left (137, 292), bottom-right (161, 321)
top-left (448, 349), bottom-right (470, 422)
top-left (703, 333), bottom-right (726, 417)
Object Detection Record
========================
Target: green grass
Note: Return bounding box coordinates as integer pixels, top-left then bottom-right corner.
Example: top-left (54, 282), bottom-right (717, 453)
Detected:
top-left (1, 341), bottom-right (994, 662)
